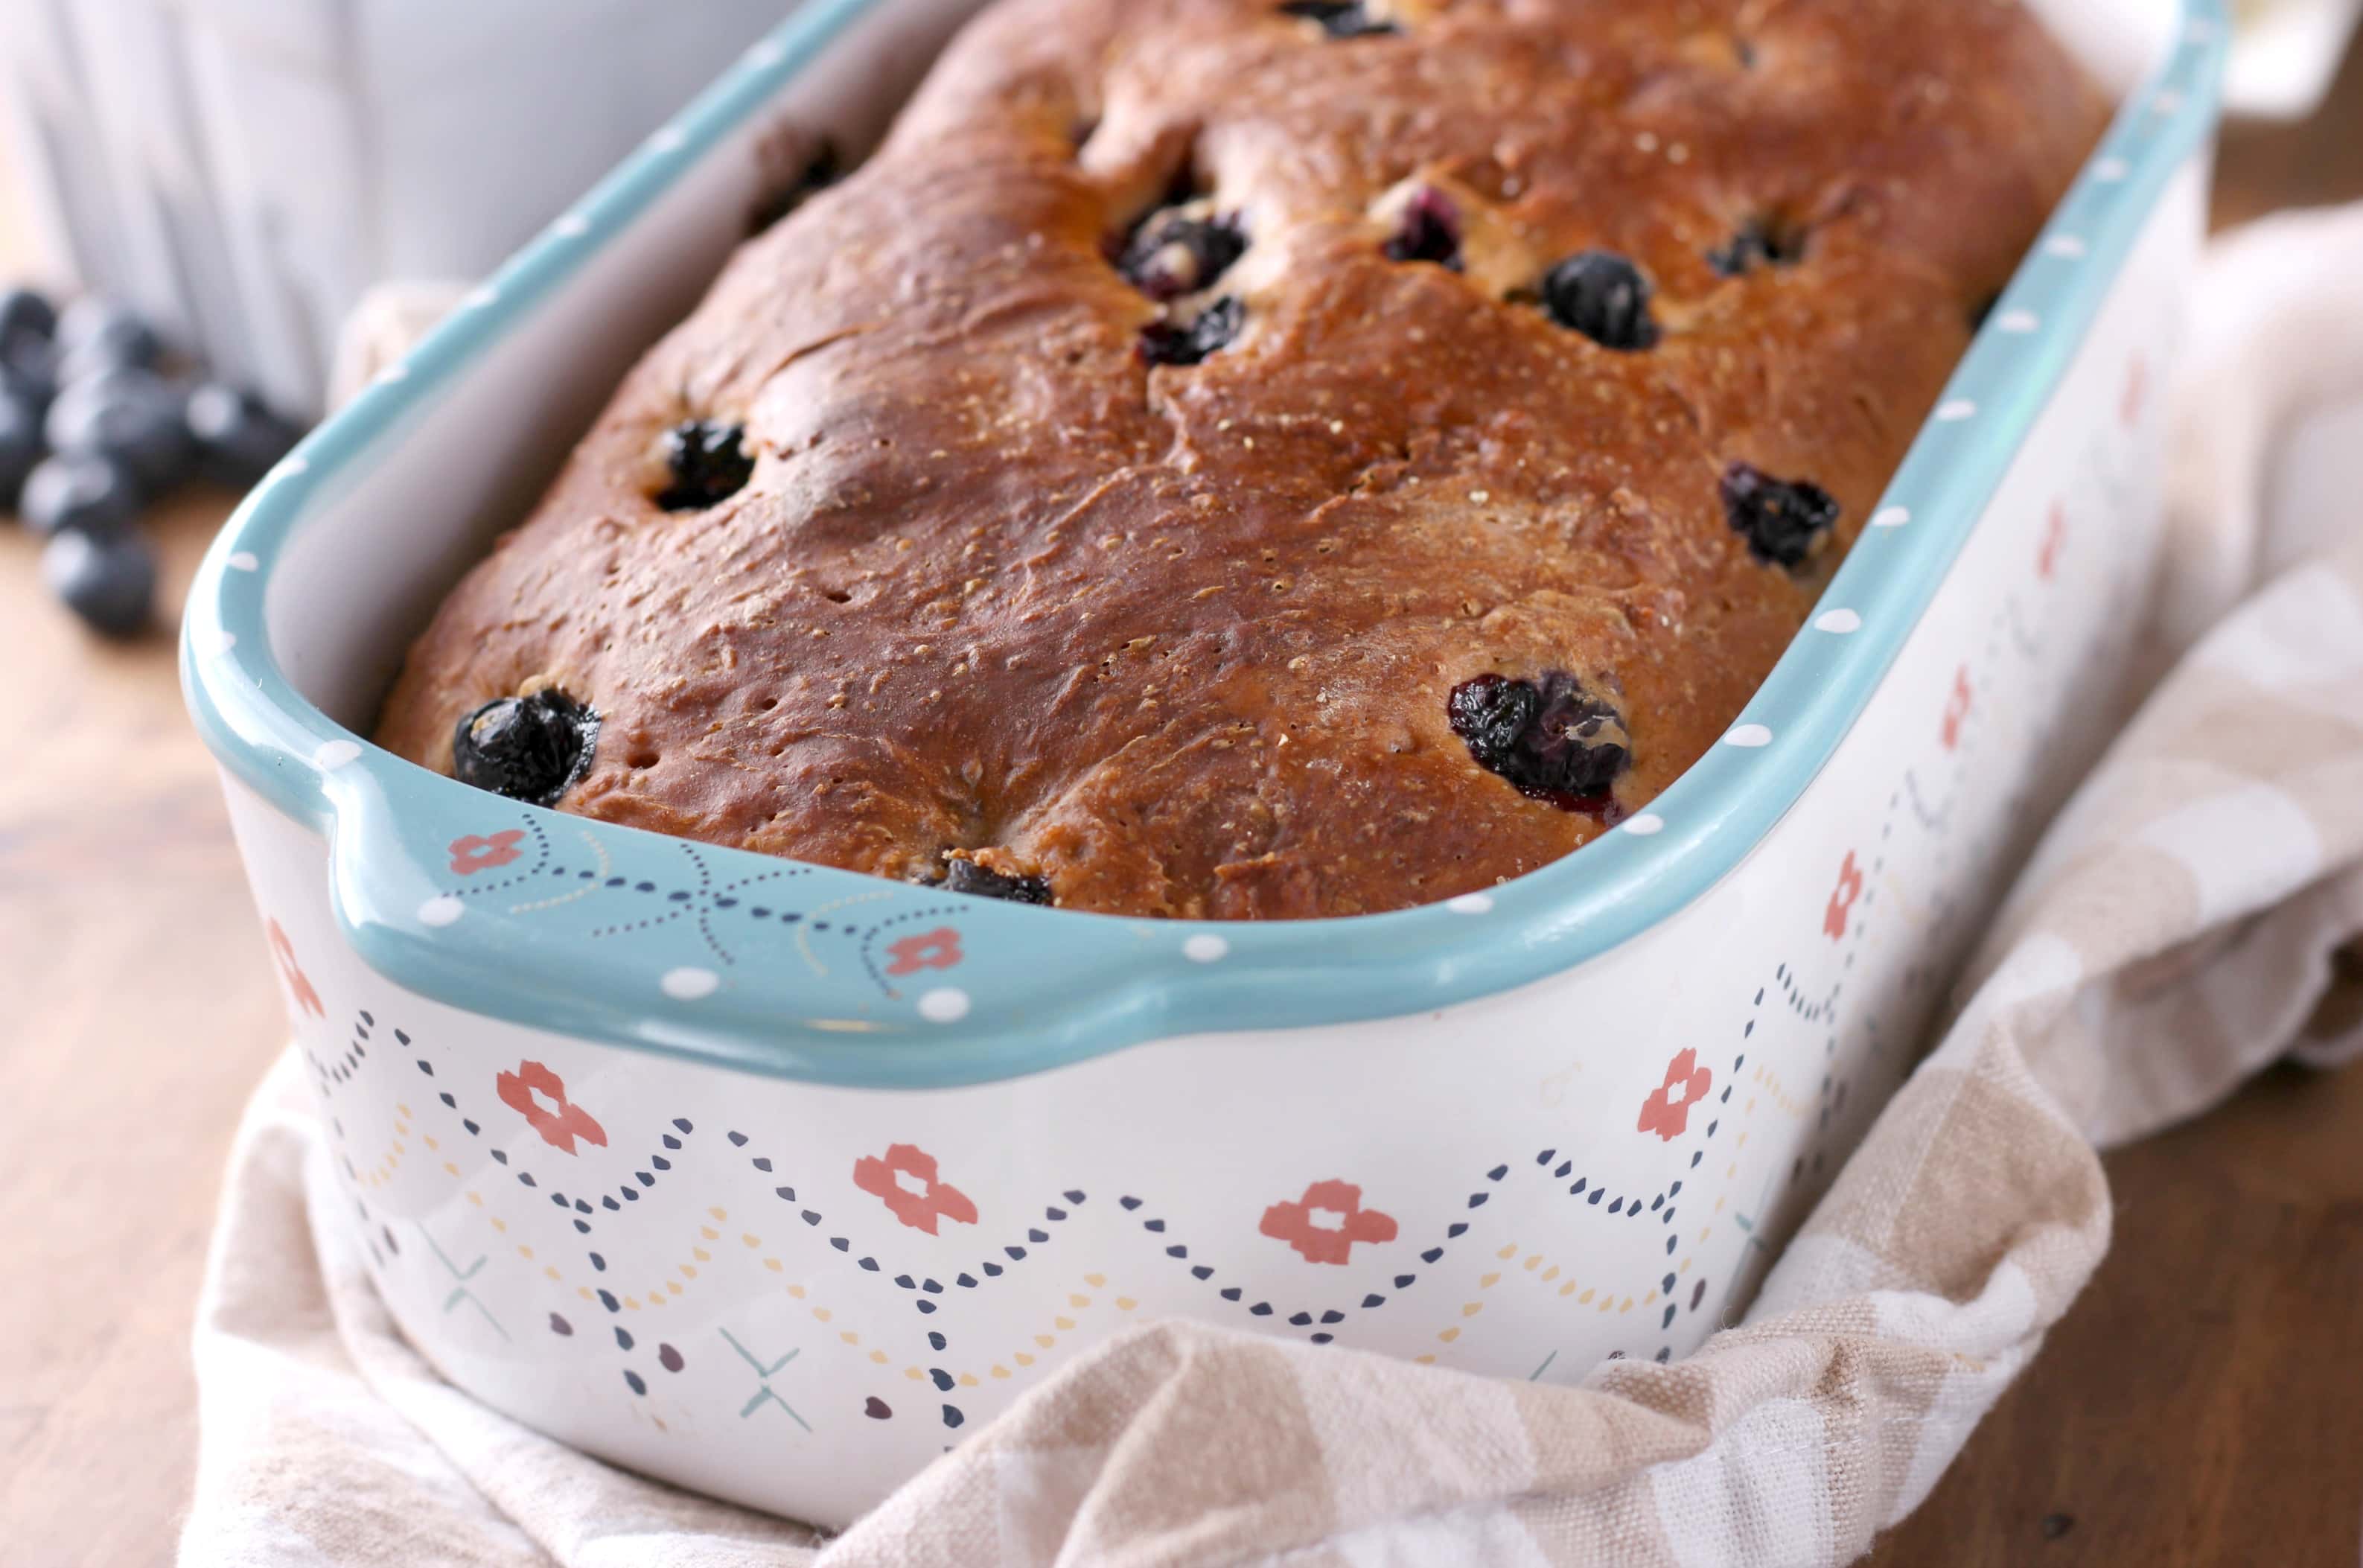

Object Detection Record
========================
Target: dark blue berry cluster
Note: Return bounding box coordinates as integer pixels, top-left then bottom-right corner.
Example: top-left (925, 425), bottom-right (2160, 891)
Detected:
top-left (4, 286), bottom-right (301, 637)
top-left (1448, 671), bottom-right (1631, 809)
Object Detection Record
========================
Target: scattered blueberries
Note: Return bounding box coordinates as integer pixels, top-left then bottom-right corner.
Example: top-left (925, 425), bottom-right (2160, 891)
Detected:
top-left (1448, 670), bottom-right (1631, 808)
top-left (935, 858), bottom-right (1054, 905)
top-left (41, 525), bottom-right (156, 639)
top-left (1708, 219), bottom-right (1807, 278)
top-left (1141, 294), bottom-right (1245, 366)
top-left (1384, 187), bottom-right (1462, 270)
top-left (657, 418), bottom-right (755, 511)
top-left (1541, 251), bottom-right (1659, 350)
top-left (185, 383), bottom-right (302, 488)
top-left (1278, 1), bottom-right (1398, 39)
top-left (1117, 208), bottom-right (1247, 302)
top-left (53, 296), bottom-right (162, 383)
top-left (1721, 462), bottom-right (1841, 568)
top-left (453, 689), bottom-right (602, 807)
top-left (47, 366), bottom-right (193, 489)
top-left (4, 284), bottom-right (309, 638)
top-left (20, 454), bottom-right (141, 540)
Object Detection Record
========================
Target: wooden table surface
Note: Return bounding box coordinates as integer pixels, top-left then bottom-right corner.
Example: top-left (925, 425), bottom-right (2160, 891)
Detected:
top-left (2, 38), bottom-right (2360, 1568)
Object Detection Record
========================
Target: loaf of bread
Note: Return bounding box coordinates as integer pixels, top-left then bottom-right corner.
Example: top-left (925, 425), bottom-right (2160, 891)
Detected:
top-left (377, 0), bottom-right (2105, 919)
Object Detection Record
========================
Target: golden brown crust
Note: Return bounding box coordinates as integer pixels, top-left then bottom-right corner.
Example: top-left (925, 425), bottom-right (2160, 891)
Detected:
top-left (376, 0), bottom-right (2105, 919)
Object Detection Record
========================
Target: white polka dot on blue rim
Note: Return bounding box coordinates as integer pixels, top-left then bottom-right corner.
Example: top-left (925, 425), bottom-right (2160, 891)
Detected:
top-left (1182, 934), bottom-right (1230, 963)
top-left (1872, 506), bottom-right (1910, 529)
top-left (1445, 893), bottom-right (1494, 914)
top-left (919, 987), bottom-right (971, 1023)
top-left (1621, 814), bottom-right (1666, 837)
top-left (226, 552), bottom-right (259, 572)
top-left (661, 966), bottom-right (720, 1001)
top-left (1934, 399), bottom-right (1977, 423)
top-left (1813, 608), bottom-right (1863, 635)
top-left (418, 896), bottom-right (464, 928)
top-left (648, 125), bottom-right (689, 153)
top-left (313, 739), bottom-right (362, 770)
top-left (1723, 724), bottom-right (1773, 749)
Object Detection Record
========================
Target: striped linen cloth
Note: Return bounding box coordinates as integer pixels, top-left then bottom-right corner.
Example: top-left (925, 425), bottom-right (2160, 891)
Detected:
top-left (182, 205), bottom-right (2363, 1568)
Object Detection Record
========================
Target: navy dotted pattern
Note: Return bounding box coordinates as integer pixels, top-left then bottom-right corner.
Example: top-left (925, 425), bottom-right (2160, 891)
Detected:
top-left (434, 818), bottom-right (905, 988)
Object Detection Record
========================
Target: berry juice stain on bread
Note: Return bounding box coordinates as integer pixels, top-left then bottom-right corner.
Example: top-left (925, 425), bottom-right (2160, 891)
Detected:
top-left (376, 0), bottom-right (2107, 920)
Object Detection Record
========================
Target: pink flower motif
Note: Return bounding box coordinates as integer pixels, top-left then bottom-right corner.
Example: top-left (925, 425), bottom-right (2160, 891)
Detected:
top-left (1259, 1179), bottom-right (1398, 1266)
top-left (853, 1144), bottom-right (978, 1234)
top-left (450, 829), bottom-right (526, 876)
top-left (1824, 851), bottom-right (1864, 940)
top-left (1638, 1048), bottom-right (1713, 1142)
top-left (2037, 503), bottom-right (2067, 581)
top-left (497, 1060), bottom-right (608, 1155)
top-left (266, 918), bottom-right (325, 1019)
top-left (885, 927), bottom-right (963, 977)
top-left (1941, 666), bottom-right (1972, 751)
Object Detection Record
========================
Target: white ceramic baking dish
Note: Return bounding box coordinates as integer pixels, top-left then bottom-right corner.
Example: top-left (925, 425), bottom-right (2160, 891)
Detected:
top-left (181, 0), bottom-right (2227, 1529)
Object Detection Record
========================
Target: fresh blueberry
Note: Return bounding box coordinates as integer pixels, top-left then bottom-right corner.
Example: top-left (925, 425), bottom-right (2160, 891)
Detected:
top-left (657, 419), bottom-right (754, 511)
top-left (42, 523), bottom-right (155, 637)
top-left (0, 286), bottom-right (57, 400)
top-left (19, 453), bottom-right (140, 539)
top-left (45, 366), bottom-right (193, 490)
top-left (54, 297), bottom-right (162, 383)
top-left (935, 858), bottom-right (1053, 905)
top-left (1278, 1), bottom-right (1398, 38)
top-left (0, 286), bottom-right (56, 349)
top-left (1117, 210), bottom-right (1246, 302)
top-left (1448, 670), bottom-right (1630, 807)
top-left (1541, 252), bottom-right (1658, 350)
top-left (185, 382), bottom-right (302, 488)
top-left (453, 689), bottom-right (600, 806)
top-left (1384, 187), bottom-right (1461, 270)
top-left (1720, 462), bottom-right (1840, 567)
top-left (0, 391), bottom-right (42, 508)
top-left (1141, 295), bottom-right (1244, 366)
top-left (1708, 220), bottom-right (1807, 278)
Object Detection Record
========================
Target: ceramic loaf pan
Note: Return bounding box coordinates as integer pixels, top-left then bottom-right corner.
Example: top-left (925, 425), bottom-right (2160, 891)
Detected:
top-left (181, 0), bottom-right (2228, 1529)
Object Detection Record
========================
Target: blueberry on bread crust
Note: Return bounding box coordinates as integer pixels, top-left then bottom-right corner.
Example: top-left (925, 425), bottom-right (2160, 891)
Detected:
top-left (376, 0), bottom-right (2107, 919)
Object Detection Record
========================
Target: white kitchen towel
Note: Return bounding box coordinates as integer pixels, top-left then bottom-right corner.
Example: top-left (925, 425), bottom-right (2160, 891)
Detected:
top-left (181, 205), bottom-right (2363, 1568)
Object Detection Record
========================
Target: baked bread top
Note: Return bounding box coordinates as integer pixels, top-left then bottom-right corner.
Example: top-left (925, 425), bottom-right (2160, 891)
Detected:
top-left (376, 0), bottom-right (2105, 919)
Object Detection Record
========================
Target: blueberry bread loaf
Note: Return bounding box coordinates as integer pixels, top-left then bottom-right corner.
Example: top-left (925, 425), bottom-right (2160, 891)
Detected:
top-left (377, 0), bottom-right (2105, 919)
